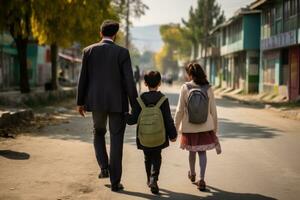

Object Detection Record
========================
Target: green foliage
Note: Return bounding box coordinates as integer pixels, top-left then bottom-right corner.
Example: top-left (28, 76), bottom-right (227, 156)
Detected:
top-left (0, 0), bottom-right (31, 38)
top-left (31, 0), bottom-right (119, 47)
top-left (113, 0), bottom-right (148, 20)
top-left (182, 0), bottom-right (225, 59)
top-left (155, 24), bottom-right (190, 72)
top-left (113, 0), bottom-right (148, 48)
top-left (0, 0), bottom-right (32, 93)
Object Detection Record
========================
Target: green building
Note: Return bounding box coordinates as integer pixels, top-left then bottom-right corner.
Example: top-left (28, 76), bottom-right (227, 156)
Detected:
top-left (251, 0), bottom-right (300, 101)
top-left (218, 8), bottom-right (261, 94)
top-left (0, 32), bottom-right (51, 91)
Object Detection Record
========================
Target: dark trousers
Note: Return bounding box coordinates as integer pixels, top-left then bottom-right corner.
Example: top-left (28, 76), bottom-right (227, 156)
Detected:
top-left (92, 112), bottom-right (126, 186)
top-left (143, 149), bottom-right (162, 182)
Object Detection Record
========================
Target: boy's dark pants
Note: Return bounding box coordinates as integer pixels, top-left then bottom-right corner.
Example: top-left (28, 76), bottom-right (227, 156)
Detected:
top-left (92, 112), bottom-right (126, 186)
top-left (143, 149), bottom-right (162, 182)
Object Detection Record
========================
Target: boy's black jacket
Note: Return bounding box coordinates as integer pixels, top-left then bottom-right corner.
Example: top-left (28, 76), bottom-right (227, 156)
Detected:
top-left (126, 91), bottom-right (177, 151)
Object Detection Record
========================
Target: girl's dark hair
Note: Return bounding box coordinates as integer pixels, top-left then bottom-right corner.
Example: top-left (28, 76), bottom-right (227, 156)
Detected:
top-left (185, 63), bottom-right (209, 86)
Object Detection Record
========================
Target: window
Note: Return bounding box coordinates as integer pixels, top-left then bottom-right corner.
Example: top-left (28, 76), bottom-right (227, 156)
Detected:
top-left (275, 4), bottom-right (283, 34)
top-left (250, 57), bottom-right (259, 65)
top-left (290, 0), bottom-right (297, 16)
top-left (222, 29), bottom-right (226, 45)
top-left (284, 0), bottom-right (290, 20)
top-left (271, 7), bottom-right (276, 35)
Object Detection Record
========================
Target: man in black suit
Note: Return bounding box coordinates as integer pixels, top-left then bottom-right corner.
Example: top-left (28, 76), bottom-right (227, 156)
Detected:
top-left (77, 20), bottom-right (138, 192)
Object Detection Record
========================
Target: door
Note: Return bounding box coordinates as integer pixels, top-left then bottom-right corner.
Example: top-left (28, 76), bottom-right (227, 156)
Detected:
top-left (289, 46), bottom-right (300, 100)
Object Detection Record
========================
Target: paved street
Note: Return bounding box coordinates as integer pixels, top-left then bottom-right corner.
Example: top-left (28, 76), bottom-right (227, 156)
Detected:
top-left (1, 85), bottom-right (300, 200)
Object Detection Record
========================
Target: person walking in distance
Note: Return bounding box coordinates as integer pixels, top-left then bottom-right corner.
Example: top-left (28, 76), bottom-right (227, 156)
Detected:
top-left (76, 20), bottom-right (138, 192)
top-left (134, 65), bottom-right (141, 93)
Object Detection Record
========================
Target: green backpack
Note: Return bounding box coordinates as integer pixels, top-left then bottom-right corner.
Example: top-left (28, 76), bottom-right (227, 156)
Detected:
top-left (137, 96), bottom-right (167, 148)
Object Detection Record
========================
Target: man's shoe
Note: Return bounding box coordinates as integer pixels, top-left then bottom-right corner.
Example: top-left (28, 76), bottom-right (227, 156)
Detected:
top-left (98, 169), bottom-right (109, 179)
top-left (148, 179), bottom-right (159, 194)
top-left (111, 183), bottom-right (124, 192)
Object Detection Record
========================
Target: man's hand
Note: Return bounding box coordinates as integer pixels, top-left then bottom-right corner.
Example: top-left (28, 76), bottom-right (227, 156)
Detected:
top-left (77, 106), bottom-right (86, 117)
top-left (170, 137), bottom-right (177, 142)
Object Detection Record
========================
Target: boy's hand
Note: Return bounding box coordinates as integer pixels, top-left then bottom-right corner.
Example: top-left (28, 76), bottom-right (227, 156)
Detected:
top-left (170, 137), bottom-right (177, 142)
top-left (77, 106), bottom-right (86, 117)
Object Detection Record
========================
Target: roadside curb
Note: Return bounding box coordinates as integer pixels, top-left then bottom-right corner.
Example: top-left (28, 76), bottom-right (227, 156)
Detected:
top-left (0, 87), bottom-right (76, 129)
top-left (0, 87), bottom-right (76, 107)
top-left (218, 92), bottom-right (300, 121)
top-left (0, 109), bottom-right (34, 129)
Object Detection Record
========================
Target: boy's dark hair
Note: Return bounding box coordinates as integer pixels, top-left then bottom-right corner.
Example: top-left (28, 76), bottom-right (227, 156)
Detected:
top-left (144, 71), bottom-right (161, 88)
top-left (100, 20), bottom-right (119, 37)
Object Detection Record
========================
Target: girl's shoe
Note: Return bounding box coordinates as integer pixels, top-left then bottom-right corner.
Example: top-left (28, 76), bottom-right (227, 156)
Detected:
top-left (197, 180), bottom-right (206, 191)
top-left (149, 179), bottom-right (159, 194)
top-left (188, 171), bottom-right (196, 182)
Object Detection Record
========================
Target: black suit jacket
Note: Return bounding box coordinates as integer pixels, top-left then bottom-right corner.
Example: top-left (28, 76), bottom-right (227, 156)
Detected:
top-left (77, 40), bottom-right (138, 112)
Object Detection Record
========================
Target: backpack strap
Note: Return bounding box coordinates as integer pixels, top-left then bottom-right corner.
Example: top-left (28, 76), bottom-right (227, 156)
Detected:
top-left (186, 83), bottom-right (211, 91)
top-left (137, 97), bottom-right (146, 109)
top-left (155, 96), bottom-right (167, 108)
top-left (185, 83), bottom-right (193, 90)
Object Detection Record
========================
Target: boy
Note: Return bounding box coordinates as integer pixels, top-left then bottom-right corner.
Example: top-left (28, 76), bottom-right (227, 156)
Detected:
top-left (126, 71), bottom-right (177, 194)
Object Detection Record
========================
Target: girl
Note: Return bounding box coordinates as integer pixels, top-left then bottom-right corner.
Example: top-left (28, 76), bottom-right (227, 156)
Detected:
top-left (174, 63), bottom-right (221, 191)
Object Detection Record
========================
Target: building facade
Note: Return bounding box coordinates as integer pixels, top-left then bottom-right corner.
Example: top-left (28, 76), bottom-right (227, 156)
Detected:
top-left (198, 27), bottom-right (223, 87)
top-left (251, 0), bottom-right (300, 101)
top-left (0, 32), bottom-right (51, 91)
top-left (218, 9), bottom-right (261, 93)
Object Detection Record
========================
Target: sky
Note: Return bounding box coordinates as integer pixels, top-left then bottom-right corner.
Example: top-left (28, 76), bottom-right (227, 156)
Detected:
top-left (132, 0), bottom-right (254, 27)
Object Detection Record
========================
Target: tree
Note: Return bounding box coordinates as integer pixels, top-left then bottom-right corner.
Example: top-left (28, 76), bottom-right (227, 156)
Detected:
top-left (0, 0), bottom-right (32, 93)
top-left (113, 0), bottom-right (148, 48)
top-left (31, 0), bottom-right (118, 90)
top-left (182, 6), bottom-right (203, 61)
top-left (182, 0), bottom-right (225, 64)
top-left (155, 24), bottom-right (191, 73)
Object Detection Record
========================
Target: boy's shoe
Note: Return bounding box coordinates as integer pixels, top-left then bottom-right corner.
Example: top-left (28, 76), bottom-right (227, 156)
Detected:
top-left (197, 180), bottom-right (206, 191)
top-left (148, 179), bottom-right (159, 194)
top-left (98, 169), bottom-right (109, 178)
top-left (111, 183), bottom-right (124, 192)
top-left (188, 171), bottom-right (196, 182)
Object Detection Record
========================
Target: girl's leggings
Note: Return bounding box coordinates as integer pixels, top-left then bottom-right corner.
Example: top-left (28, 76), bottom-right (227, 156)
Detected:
top-left (189, 151), bottom-right (207, 180)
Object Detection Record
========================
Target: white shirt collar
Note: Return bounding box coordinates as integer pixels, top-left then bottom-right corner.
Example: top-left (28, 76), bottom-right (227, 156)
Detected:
top-left (102, 37), bottom-right (114, 42)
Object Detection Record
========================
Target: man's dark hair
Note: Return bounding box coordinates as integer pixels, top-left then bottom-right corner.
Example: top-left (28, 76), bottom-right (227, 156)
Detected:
top-left (100, 20), bottom-right (119, 37)
top-left (144, 71), bottom-right (161, 88)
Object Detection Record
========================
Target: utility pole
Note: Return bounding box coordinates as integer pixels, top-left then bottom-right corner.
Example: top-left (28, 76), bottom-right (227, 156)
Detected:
top-left (125, 0), bottom-right (130, 49)
top-left (203, 0), bottom-right (208, 70)
top-left (0, 33), bottom-right (3, 90)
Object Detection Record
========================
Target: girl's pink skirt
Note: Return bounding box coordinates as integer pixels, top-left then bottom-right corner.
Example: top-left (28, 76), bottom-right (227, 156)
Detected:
top-left (180, 130), bottom-right (219, 152)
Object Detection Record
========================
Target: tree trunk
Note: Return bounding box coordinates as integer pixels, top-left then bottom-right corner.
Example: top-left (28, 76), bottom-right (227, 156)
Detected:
top-left (203, 0), bottom-right (208, 70)
top-left (203, 40), bottom-right (207, 70)
top-left (125, 0), bottom-right (130, 48)
top-left (15, 36), bottom-right (30, 93)
top-left (50, 43), bottom-right (58, 90)
top-left (190, 42), bottom-right (198, 61)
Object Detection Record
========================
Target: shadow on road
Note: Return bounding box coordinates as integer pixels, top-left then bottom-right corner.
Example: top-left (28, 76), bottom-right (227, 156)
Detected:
top-left (215, 98), bottom-right (265, 109)
top-left (117, 187), bottom-right (277, 200)
top-left (164, 92), bottom-right (179, 106)
top-left (219, 118), bottom-right (279, 140)
top-left (0, 150), bottom-right (30, 160)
